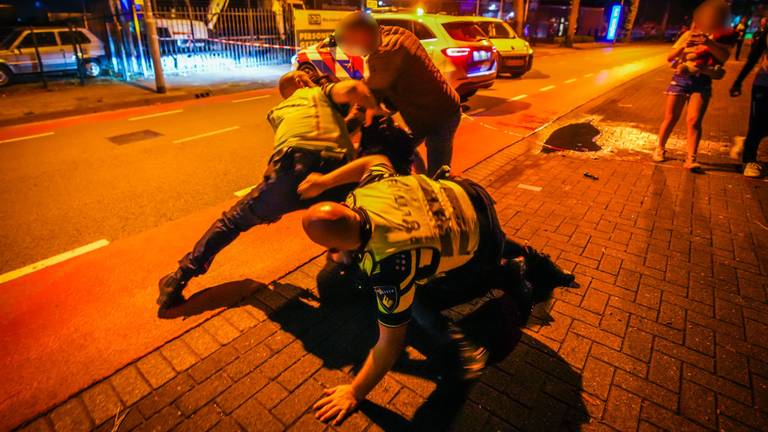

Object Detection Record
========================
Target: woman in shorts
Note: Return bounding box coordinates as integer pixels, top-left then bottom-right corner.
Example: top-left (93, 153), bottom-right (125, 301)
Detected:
top-left (653, 0), bottom-right (732, 172)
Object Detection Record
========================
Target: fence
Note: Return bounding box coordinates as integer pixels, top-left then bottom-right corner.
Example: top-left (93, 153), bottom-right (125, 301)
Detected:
top-left (106, 5), bottom-right (297, 79)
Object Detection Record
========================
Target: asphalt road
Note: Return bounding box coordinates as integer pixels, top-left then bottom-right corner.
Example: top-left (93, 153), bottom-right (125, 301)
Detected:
top-left (0, 44), bottom-right (669, 275)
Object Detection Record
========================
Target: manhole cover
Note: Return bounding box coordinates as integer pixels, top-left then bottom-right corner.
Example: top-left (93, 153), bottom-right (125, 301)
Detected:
top-left (108, 129), bottom-right (163, 145)
top-left (542, 123), bottom-right (602, 153)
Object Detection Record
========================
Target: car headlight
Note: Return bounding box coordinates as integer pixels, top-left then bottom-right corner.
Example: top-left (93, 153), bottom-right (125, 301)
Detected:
top-left (290, 54), bottom-right (298, 64)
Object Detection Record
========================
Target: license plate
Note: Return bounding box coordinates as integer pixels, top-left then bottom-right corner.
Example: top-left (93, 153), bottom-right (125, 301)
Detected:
top-left (504, 58), bottom-right (525, 66)
top-left (472, 50), bottom-right (491, 62)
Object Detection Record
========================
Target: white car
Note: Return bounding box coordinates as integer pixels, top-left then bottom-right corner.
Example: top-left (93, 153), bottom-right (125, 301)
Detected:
top-left (292, 11), bottom-right (498, 99)
top-left (0, 27), bottom-right (106, 86)
top-left (469, 17), bottom-right (534, 77)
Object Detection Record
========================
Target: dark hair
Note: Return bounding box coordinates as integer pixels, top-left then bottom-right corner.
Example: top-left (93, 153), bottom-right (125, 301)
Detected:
top-left (358, 117), bottom-right (418, 175)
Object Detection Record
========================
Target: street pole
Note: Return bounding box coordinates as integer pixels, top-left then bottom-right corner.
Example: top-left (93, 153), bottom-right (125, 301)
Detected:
top-left (476, 0), bottom-right (481, 17)
top-left (29, 27), bottom-right (48, 89)
top-left (143, 0), bottom-right (167, 93)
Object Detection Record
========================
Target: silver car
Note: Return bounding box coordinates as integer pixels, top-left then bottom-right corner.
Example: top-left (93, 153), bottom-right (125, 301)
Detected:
top-left (0, 27), bottom-right (106, 86)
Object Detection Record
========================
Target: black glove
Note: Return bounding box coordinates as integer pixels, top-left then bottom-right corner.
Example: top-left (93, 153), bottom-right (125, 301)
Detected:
top-left (730, 85), bottom-right (743, 97)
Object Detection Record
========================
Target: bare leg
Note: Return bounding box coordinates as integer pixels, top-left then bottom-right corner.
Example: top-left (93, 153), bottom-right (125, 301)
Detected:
top-left (655, 94), bottom-right (687, 161)
top-left (684, 92), bottom-right (711, 170)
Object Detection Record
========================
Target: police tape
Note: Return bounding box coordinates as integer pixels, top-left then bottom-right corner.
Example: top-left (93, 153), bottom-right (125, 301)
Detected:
top-left (208, 37), bottom-right (300, 51)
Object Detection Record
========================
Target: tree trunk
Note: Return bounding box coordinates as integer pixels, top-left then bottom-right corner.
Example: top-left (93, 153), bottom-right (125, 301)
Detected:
top-left (514, 0), bottom-right (525, 35)
top-left (565, 0), bottom-right (580, 47)
top-left (623, 0), bottom-right (640, 43)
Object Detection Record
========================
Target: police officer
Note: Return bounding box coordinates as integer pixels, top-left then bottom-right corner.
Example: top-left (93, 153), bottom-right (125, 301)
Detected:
top-left (298, 155), bottom-right (573, 424)
top-left (156, 71), bottom-right (382, 309)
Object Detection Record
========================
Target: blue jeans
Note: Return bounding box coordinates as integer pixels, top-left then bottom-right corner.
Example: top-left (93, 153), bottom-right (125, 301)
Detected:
top-left (178, 147), bottom-right (353, 277)
top-left (417, 109), bottom-right (461, 177)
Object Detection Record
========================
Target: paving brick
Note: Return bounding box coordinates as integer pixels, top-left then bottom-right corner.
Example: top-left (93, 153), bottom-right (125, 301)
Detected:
top-left (159, 339), bottom-right (200, 373)
top-left (590, 343), bottom-right (648, 377)
top-left (110, 365), bottom-right (152, 406)
top-left (134, 405), bottom-right (183, 432)
top-left (468, 383), bottom-right (527, 427)
top-left (640, 401), bottom-right (706, 432)
top-left (210, 417), bottom-right (244, 432)
top-left (655, 339), bottom-right (714, 373)
top-left (272, 378), bottom-right (325, 425)
top-left (287, 413), bottom-right (326, 432)
top-left (224, 343), bottom-right (273, 381)
top-left (176, 372), bottom-right (232, 416)
top-left (189, 344), bottom-right (239, 383)
top-left (581, 288), bottom-right (609, 314)
top-left (230, 321), bottom-right (279, 354)
top-left (648, 351), bottom-right (681, 393)
top-left (136, 373), bottom-right (195, 418)
top-left (136, 352), bottom-right (177, 389)
top-left (622, 327), bottom-right (654, 362)
top-left (255, 381), bottom-right (290, 410)
top-left (174, 402), bottom-right (224, 432)
top-left (18, 418), bottom-right (52, 432)
top-left (683, 364), bottom-right (752, 405)
top-left (259, 340), bottom-right (305, 379)
top-left (49, 399), bottom-right (92, 432)
top-left (182, 327), bottom-right (222, 359)
top-left (221, 307), bottom-right (261, 332)
top-left (277, 354), bottom-right (323, 391)
top-left (684, 323), bottom-right (715, 357)
top-left (717, 396), bottom-right (768, 431)
top-left (680, 380), bottom-right (716, 430)
top-left (203, 316), bottom-right (242, 345)
top-left (216, 369), bottom-right (269, 414)
top-left (558, 331), bottom-right (591, 369)
top-left (599, 306), bottom-right (629, 337)
top-left (581, 357), bottom-right (614, 400)
top-left (602, 386), bottom-right (641, 432)
top-left (570, 320), bottom-right (623, 351)
top-left (614, 369), bottom-right (677, 411)
top-left (80, 381), bottom-right (123, 427)
top-left (366, 375), bottom-right (402, 406)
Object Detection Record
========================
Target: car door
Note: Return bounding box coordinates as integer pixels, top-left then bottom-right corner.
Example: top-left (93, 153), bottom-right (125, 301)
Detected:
top-left (14, 30), bottom-right (66, 72)
top-left (58, 30), bottom-right (92, 69)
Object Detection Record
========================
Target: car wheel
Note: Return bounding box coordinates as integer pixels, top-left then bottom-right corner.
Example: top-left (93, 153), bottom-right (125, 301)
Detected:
top-left (459, 89), bottom-right (477, 103)
top-left (83, 60), bottom-right (101, 78)
top-left (298, 63), bottom-right (320, 79)
top-left (0, 65), bottom-right (12, 87)
top-left (509, 73), bottom-right (524, 79)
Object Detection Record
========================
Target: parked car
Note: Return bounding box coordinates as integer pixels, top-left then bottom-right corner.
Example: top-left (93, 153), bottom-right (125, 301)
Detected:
top-left (0, 27), bottom-right (106, 86)
top-left (292, 11), bottom-right (498, 99)
top-left (466, 17), bottom-right (533, 77)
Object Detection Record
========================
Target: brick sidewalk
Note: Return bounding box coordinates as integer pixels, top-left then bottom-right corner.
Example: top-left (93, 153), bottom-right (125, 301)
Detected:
top-left (15, 64), bottom-right (768, 432)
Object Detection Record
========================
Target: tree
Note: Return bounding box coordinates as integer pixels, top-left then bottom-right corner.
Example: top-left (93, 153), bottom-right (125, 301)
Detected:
top-left (513, 0), bottom-right (525, 36)
top-left (623, 0), bottom-right (641, 43)
top-left (565, 0), bottom-right (580, 47)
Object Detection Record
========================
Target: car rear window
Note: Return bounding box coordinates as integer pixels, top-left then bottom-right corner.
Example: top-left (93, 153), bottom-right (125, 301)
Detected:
top-left (377, 18), bottom-right (436, 41)
top-left (476, 21), bottom-right (516, 39)
top-left (442, 22), bottom-right (487, 42)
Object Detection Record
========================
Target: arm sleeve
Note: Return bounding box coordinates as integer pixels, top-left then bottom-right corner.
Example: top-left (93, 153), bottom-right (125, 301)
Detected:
top-left (365, 49), bottom-right (405, 95)
top-left (320, 82), bottom-right (350, 116)
top-left (370, 250), bottom-right (419, 327)
top-left (734, 33), bottom-right (767, 88)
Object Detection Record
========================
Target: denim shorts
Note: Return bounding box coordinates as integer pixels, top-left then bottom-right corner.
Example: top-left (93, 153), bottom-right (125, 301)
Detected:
top-left (666, 73), bottom-right (712, 97)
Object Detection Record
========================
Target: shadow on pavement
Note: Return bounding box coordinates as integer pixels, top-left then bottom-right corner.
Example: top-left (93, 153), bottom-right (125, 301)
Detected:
top-left (541, 122), bottom-right (602, 153)
top-left (157, 279), bottom-right (267, 320)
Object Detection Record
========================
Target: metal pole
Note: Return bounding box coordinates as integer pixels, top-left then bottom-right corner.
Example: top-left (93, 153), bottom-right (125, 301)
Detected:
top-left (144, 0), bottom-right (167, 93)
top-left (69, 24), bottom-right (85, 85)
top-left (29, 27), bottom-right (48, 89)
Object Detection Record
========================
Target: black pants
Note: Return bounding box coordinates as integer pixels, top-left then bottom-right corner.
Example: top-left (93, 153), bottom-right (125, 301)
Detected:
top-left (735, 39), bottom-right (744, 61)
top-left (743, 84), bottom-right (768, 164)
top-left (178, 147), bottom-right (353, 278)
top-left (410, 178), bottom-right (524, 344)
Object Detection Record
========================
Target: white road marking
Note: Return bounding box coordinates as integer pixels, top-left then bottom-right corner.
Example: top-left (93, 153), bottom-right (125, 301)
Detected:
top-left (508, 94), bottom-right (528, 101)
top-left (0, 239), bottom-right (110, 285)
top-left (172, 126), bottom-right (240, 144)
top-left (540, 85), bottom-right (556, 92)
top-left (232, 95), bottom-right (272, 103)
top-left (565, 78), bottom-right (577, 84)
top-left (0, 132), bottom-right (55, 144)
top-left (584, 73), bottom-right (595, 78)
top-left (517, 184), bottom-right (542, 192)
top-left (128, 109), bottom-right (184, 121)
top-left (466, 108), bottom-right (487, 116)
top-left (618, 103), bottom-right (633, 107)
top-left (234, 185), bottom-right (256, 197)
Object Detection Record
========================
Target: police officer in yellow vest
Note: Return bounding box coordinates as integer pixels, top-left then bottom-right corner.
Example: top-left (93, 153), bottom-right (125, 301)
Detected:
top-left (297, 155), bottom-right (573, 425)
top-left (156, 71), bottom-right (385, 309)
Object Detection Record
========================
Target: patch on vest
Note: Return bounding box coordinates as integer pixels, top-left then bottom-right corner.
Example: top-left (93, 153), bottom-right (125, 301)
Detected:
top-left (374, 285), bottom-right (399, 313)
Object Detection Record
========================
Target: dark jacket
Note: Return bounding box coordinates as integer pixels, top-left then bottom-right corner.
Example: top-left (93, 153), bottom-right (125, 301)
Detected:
top-left (365, 26), bottom-right (461, 137)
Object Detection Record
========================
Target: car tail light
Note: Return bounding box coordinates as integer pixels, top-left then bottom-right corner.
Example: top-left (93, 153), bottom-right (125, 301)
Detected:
top-left (442, 47), bottom-right (471, 57)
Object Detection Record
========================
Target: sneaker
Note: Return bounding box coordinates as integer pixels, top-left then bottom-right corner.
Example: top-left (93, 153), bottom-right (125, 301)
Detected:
top-left (684, 161), bottom-right (704, 173)
top-left (448, 329), bottom-right (489, 381)
top-left (157, 270), bottom-right (188, 309)
top-left (652, 147), bottom-right (666, 162)
top-left (743, 162), bottom-right (763, 178)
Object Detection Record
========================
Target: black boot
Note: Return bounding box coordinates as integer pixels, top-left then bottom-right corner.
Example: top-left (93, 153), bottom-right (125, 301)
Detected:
top-left (157, 269), bottom-right (189, 309)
